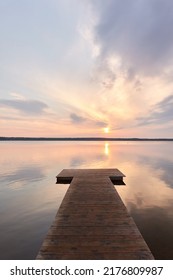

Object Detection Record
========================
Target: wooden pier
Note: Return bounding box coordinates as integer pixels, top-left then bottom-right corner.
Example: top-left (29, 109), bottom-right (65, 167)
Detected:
top-left (37, 169), bottom-right (154, 260)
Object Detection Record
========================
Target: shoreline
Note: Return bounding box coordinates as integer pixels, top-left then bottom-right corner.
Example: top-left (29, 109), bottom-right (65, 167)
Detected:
top-left (1, 137), bottom-right (173, 141)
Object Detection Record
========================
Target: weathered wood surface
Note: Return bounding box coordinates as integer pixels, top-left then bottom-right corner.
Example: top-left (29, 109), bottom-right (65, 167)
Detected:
top-left (37, 169), bottom-right (154, 260)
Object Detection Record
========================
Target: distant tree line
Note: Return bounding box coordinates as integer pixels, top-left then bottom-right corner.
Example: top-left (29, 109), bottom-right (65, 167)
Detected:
top-left (0, 137), bottom-right (173, 141)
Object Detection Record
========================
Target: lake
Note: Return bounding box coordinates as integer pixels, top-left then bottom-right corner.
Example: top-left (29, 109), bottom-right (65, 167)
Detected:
top-left (0, 141), bottom-right (173, 260)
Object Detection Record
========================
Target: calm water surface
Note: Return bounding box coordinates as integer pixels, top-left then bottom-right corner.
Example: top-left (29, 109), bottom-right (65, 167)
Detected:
top-left (0, 141), bottom-right (173, 260)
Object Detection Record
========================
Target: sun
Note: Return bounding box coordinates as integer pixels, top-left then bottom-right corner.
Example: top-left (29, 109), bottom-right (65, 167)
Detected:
top-left (103, 127), bottom-right (110, 133)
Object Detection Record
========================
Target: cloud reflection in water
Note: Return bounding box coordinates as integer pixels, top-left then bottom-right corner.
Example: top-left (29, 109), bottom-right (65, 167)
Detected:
top-left (0, 141), bottom-right (173, 259)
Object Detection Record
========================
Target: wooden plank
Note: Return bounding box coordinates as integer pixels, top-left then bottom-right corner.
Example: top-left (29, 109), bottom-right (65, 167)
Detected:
top-left (37, 169), bottom-right (154, 260)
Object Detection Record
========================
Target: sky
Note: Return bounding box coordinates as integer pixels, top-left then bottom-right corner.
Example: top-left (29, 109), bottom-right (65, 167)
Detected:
top-left (1, 0), bottom-right (173, 138)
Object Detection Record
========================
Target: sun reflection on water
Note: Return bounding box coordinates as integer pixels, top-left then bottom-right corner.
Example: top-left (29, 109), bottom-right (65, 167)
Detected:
top-left (104, 142), bottom-right (110, 156)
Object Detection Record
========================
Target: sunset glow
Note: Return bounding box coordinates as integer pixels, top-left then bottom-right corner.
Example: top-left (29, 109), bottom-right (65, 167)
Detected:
top-left (103, 127), bottom-right (110, 134)
top-left (0, 0), bottom-right (173, 137)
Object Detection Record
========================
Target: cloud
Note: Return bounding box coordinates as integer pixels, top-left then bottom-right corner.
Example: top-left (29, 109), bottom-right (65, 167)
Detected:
top-left (91, 0), bottom-right (173, 77)
top-left (70, 112), bottom-right (107, 128)
top-left (95, 120), bottom-right (107, 127)
top-left (70, 113), bottom-right (86, 124)
top-left (136, 94), bottom-right (173, 126)
top-left (0, 99), bottom-right (49, 115)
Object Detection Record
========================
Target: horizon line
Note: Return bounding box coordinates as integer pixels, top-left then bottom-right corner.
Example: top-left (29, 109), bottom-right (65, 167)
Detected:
top-left (1, 136), bottom-right (173, 141)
